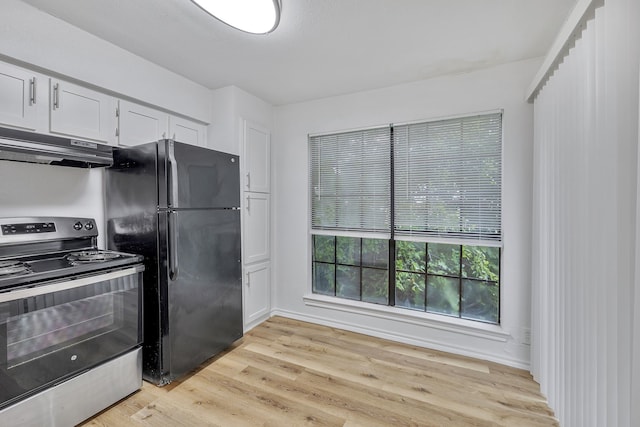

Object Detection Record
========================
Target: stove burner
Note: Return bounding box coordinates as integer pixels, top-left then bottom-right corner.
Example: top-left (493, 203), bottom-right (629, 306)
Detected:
top-left (0, 260), bottom-right (31, 276)
top-left (66, 250), bottom-right (122, 264)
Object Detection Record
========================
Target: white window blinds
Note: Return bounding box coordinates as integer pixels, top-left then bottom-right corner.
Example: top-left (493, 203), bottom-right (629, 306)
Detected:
top-left (394, 113), bottom-right (502, 243)
top-left (309, 127), bottom-right (391, 235)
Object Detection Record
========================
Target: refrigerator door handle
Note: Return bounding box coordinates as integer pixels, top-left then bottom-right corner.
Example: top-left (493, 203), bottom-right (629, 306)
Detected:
top-left (168, 210), bottom-right (179, 281)
top-left (167, 140), bottom-right (179, 208)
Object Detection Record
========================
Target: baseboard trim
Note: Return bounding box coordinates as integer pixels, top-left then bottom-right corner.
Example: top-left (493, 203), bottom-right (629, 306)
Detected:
top-left (269, 308), bottom-right (530, 370)
top-left (244, 313), bottom-right (271, 333)
top-left (303, 294), bottom-right (510, 342)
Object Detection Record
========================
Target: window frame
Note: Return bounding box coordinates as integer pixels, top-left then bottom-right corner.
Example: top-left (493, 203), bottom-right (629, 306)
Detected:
top-left (308, 110), bottom-right (504, 325)
top-left (312, 235), bottom-right (390, 305)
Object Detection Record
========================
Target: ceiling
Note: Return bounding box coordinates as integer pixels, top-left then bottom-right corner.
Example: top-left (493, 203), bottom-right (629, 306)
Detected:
top-left (20, 0), bottom-right (576, 106)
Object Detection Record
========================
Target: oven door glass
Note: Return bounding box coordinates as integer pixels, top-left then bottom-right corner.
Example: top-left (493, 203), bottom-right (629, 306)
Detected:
top-left (0, 265), bottom-right (143, 410)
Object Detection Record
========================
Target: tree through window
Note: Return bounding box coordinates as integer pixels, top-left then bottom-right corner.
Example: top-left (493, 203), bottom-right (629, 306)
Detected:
top-left (309, 112), bottom-right (502, 324)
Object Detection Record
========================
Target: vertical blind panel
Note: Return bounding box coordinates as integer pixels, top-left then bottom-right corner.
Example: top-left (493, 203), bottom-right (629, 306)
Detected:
top-left (532, 2), bottom-right (640, 425)
top-left (394, 113), bottom-right (502, 241)
top-left (310, 127), bottom-right (391, 233)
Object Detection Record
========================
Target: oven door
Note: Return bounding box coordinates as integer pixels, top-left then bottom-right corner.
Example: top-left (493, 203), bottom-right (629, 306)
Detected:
top-left (0, 265), bottom-right (143, 410)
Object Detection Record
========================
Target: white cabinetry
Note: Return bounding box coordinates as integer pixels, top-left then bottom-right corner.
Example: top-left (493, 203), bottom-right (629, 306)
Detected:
top-left (118, 100), bottom-right (168, 147)
top-left (242, 119), bottom-right (272, 331)
top-left (244, 262), bottom-right (271, 326)
top-left (50, 79), bottom-right (116, 144)
top-left (243, 121), bottom-right (271, 193)
top-left (0, 62), bottom-right (41, 131)
top-left (0, 60), bottom-right (208, 148)
top-left (244, 193), bottom-right (270, 264)
top-left (169, 116), bottom-right (206, 147)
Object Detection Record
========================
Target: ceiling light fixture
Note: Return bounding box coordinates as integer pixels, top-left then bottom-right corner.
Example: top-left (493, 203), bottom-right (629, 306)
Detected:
top-left (191, 0), bottom-right (281, 34)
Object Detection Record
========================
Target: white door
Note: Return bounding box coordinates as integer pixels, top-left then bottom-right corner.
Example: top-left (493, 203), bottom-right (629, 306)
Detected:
top-left (243, 120), bottom-right (270, 193)
top-left (50, 79), bottom-right (116, 144)
top-left (169, 116), bottom-right (206, 147)
top-left (244, 262), bottom-right (271, 328)
top-left (243, 193), bottom-right (270, 264)
top-left (0, 62), bottom-right (39, 131)
top-left (118, 100), bottom-right (169, 147)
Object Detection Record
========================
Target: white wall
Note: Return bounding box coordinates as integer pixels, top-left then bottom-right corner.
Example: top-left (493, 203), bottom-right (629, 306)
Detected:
top-left (0, 162), bottom-right (107, 246)
top-left (0, 0), bottom-right (211, 122)
top-left (272, 58), bottom-right (539, 368)
top-left (209, 86), bottom-right (274, 154)
top-left (209, 87), bottom-right (237, 154)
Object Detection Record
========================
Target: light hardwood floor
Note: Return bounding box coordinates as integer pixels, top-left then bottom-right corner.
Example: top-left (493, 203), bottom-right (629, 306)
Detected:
top-left (81, 317), bottom-right (557, 426)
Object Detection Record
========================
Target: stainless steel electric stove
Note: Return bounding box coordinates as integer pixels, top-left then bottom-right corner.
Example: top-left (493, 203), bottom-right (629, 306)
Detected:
top-left (0, 217), bottom-right (144, 426)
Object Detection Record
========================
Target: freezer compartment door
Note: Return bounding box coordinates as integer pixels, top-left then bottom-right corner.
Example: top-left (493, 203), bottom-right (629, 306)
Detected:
top-left (162, 140), bottom-right (240, 209)
top-left (107, 142), bottom-right (161, 220)
top-left (166, 209), bottom-right (242, 381)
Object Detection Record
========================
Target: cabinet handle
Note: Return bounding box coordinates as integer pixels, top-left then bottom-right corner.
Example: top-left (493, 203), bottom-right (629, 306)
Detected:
top-left (115, 127), bottom-right (119, 137)
top-left (29, 78), bottom-right (36, 105)
top-left (53, 83), bottom-right (60, 109)
top-left (246, 195), bottom-right (250, 211)
top-left (246, 271), bottom-right (251, 286)
top-left (246, 172), bottom-right (251, 189)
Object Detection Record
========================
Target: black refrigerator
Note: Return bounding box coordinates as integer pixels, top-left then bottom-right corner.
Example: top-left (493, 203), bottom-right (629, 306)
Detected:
top-left (105, 139), bottom-right (242, 385)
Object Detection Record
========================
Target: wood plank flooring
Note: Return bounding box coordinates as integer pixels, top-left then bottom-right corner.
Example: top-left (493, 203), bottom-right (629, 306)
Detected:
top-left (81, 317), bottom-right (557, 426)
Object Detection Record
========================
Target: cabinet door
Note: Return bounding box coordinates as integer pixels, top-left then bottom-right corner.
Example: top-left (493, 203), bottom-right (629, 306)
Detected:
top-left (243, 193), bottom-right (270, 264)
top-left (169, 116), bottom-right (206, 147)
top-left (118, 100), bottom-right (169, 147)
top-left (244, 262), bottom-right (271, 328)
top-left (243, 120), bottom-right (271, 193)
top-left (0, 62), bottom-right (39, 131)
top-left (50, 79), bottom-right (116, 144)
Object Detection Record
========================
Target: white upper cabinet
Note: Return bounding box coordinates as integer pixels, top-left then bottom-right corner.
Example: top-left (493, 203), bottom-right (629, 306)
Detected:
top-left (169, 116), bottom-right (206, 147)
top-left (243, 120), bottom-right (270, 193)
top-left (0, 60), bottom-right (209, 148)
top-left (0, 62), bottom-right (41, 131)
top-left (49, 79), bottom-right (116, 144)
top-left (118, 100), bottom-right (169, 147)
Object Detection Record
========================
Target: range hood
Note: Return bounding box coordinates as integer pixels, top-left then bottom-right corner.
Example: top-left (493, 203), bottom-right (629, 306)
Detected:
top-left (0, 127), bottom-right (113, 168)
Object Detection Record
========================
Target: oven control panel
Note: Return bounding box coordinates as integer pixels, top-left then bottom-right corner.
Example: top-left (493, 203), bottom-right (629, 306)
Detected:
top-left (0, 217), bottom-right (98, 244)
top-left (2, 222), bottom-right (56, 235)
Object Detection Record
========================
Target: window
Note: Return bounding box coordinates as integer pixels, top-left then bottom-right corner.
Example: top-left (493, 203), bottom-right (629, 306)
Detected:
top-left (395, 241), bottom-right (500, 323)
top-left (309, 127), bottom-right (391, 233)
top-left (394, 114), bottom-right (502, 241)
top-left (313, 236), bottom-right (389, 304)
top-left (310, 112), bottom-right (502, 324)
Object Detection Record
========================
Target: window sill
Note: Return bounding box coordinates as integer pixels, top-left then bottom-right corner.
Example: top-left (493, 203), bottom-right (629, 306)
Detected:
top-left (302, 294), bottom-right (511, 343)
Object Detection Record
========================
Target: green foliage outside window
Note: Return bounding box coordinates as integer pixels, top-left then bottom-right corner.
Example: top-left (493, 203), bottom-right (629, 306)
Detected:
top-left (313, 236), bottom-right (500, 324)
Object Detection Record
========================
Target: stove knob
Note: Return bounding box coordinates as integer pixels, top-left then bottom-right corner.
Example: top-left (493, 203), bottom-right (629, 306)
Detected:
top-left (85, 222), bottom-right (94, 230)
top-left (73, 222), bottom-right (83, 230)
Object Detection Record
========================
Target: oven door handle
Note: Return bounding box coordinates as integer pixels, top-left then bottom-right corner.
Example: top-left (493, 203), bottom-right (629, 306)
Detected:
top-left (168, 210), bottom-right (179, 281)
top-left (0, 265), bottom-right (145, 303)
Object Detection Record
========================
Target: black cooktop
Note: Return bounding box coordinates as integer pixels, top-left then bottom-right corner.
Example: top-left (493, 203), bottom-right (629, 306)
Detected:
top-left (0, 217), bottom-right (143, 291)
top-left (0, 249), bottom-right (143, 290)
